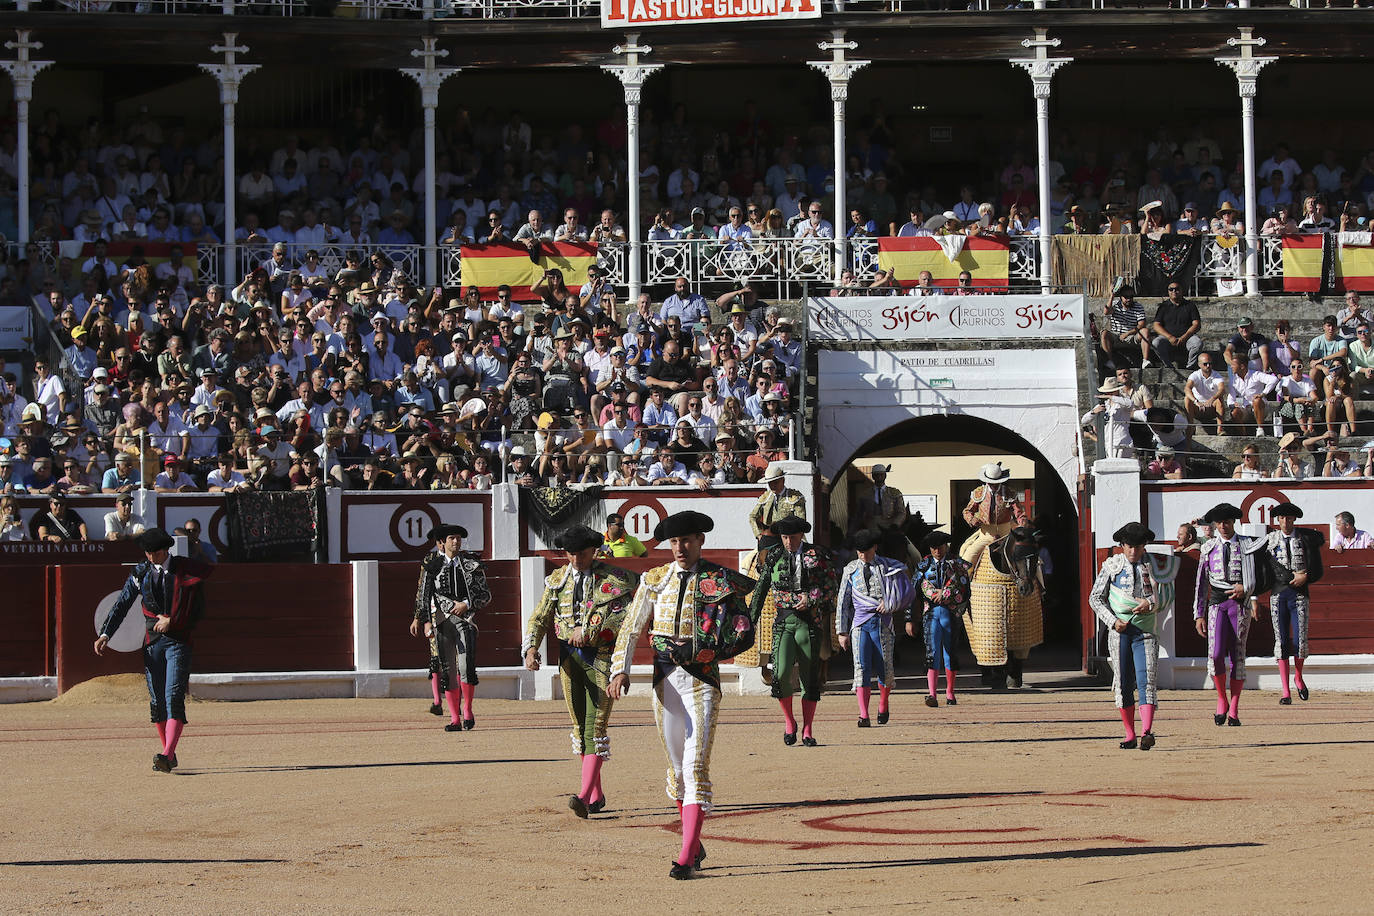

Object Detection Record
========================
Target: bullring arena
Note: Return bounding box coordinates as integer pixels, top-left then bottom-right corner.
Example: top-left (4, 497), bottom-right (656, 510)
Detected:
top-left (4, 0), bottom-right (1374, 909)
top-left (5, 677), bottom-right (1372, 912)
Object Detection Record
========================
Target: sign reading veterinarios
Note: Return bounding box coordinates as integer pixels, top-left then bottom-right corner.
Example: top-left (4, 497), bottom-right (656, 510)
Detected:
top-left (807, 294), bottom-right (1085, 342)
top-left (601, 0), bottom-right (820, 28)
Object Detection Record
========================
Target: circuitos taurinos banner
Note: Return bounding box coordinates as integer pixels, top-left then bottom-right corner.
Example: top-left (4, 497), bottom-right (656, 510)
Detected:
top-left (806, 294), bottom-right (1086, 342)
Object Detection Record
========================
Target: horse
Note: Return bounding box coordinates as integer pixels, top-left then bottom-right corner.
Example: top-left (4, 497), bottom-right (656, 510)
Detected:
top-left (963, 526), bottom-right (1044, 689)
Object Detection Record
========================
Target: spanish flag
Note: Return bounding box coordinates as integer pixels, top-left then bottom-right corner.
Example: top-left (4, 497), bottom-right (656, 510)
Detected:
top-left (1281, 234), bottom-right (1325, 293)
top-left (876, 236), bottom-right (1009, 288)
top-left (459, 241), bottom-right (598, 301)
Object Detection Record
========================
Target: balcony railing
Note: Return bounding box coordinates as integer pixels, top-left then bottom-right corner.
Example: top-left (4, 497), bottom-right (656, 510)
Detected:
top-left (7, 233), bottom-right (1304, 307)
top-left (21, 0), bottom-right (1327, 17)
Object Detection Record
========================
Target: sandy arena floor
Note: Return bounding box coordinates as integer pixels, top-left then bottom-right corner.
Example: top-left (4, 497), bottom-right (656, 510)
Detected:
top-left (1, 672), bottom-right (1370, 914)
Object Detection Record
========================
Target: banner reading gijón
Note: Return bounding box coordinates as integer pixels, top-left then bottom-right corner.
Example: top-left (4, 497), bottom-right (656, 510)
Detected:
top-left (602, 0), bottom-right (820, 28)
top-left (807, 294), bottom-right (1085, 342)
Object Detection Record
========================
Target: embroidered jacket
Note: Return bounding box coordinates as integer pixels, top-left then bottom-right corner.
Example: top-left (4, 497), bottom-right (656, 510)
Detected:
top-left (100, 555), bottom-right (215, 644)
top-left (749, 541), bottom-right (839, 631)
top-left (962, 484), bottom-right (1028, 529)
top-left (749, 487), bottom-right (805, 537)
top-left (414, 550), bottom-right (491, 626)
top-left (835, 555), bottom-right (915, 633)
top-left (611, 560), bottom-right (755, 679)
top-left (915, 554), bottom-right (972, 611)
top-left (1089, 553), bottom-right (1159, 633)
top-left (1192, 535), bottom-right (1262, 619)
top-left (523, 560), bottom-right (640, 656)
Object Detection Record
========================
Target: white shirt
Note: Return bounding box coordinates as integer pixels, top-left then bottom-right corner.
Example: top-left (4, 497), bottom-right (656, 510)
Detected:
top-left (1186, 369), bottom-right (1224, 404)
top-left (1227, 370), bottom-right (1268, 404)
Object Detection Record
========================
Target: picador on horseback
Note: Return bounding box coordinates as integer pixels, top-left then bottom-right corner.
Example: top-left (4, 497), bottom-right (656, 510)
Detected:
top-left (958, 462), bottom-right (1045, 689)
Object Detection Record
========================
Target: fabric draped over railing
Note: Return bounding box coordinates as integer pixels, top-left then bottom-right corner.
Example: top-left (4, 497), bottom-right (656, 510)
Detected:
top-left (1052, 235), bottom-right (1140, 297)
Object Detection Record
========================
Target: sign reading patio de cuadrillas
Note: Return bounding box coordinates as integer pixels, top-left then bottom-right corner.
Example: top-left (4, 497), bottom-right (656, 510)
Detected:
top-left (807, 294), bottom-right (1085, 342)
top-left (601, 0), bottom-right (820, 28)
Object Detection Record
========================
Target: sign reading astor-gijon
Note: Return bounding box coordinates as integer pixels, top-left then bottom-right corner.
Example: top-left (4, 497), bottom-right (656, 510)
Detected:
top-left (602, 0), bottom-right (820, 27)
top-left (807, 294), bottom-right (1085, 342)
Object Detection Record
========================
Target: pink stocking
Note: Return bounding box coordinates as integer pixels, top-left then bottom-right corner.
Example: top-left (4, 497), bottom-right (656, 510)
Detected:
top-left (1228, 678), bottom-right (1244, 718)
top-left (429, 673), bottom-right (443, 706)
top-left (459, 682), bottom-right (475, 719)
top-left (579, 754), bottom-right (604, 803)
top-left (156, 721), bottom-right (167, 749)
top-left (926, 669), bottom-right (938, 697)
top-left (1212, 675), bottom-right (1228, 715)
top-left (1140, 703), bottom-right (1155, 733)
top-left (1277, 658), bottom-right (1291, 698)
top-left (1119, 705), bottom-right (1136, 741)
top-left (1294, 658), bottom-right (1306, 690)
top-left (801, 699), bottom-right (818, 739)
top-left (856, 686), bottom-right (871, 719)
top-left (164, 719), bottom-right (184, 756)
top-left (444, 690), bottom-right (461, 725)
top-left (878, 686), bottom-right (891, 715)
top-left (945, 669), bottom-right (957, 701)
top-left (778, 698), bottom-right (796, 733)
top-left (588, 755), bottom-right (605, 805)
top-left (678, 804), bottom-right (704, 867)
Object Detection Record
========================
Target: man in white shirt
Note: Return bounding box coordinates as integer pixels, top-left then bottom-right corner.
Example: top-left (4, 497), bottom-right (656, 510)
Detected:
top-left (597, 403), bottom-right (638, 454)
top-left (1181, 357), bottom-right (1225, 439)
top-left (646, 446), bottom-right (688, 486)
top-left (103, 493), bottom-right (146, 541)
top-left (896, 207), bottom-right (933, 237)
top-left (793, 202), bottom-right (835, 251)
top-left (1226, 354), bottom-right (1271, 436)
top-left (682, 395), bottom-right (718, 444)
top-left (256, 427), bottom-right (294, 480)
top-left (207, 453), bottom-right (248, 492)
top-left (154, 455), bottom-right (198, 493)
top-left (147, 400), bottom-right (189, 460)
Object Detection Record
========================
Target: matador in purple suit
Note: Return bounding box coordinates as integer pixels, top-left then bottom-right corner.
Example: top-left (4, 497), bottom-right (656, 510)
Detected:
top-left (1193, 502), bottom-right (1262, 727)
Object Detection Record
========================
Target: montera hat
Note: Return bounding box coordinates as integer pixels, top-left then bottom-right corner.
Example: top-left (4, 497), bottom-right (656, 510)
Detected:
top-left (428, 523), bottom-right (468, 541)
top-left (979, 461), bottom-right (1011, 485)
top-left (1112, 522), bottom-right (1155, 546)
top-left (1270, 502), bottom-right (1304, 519)
top-left (556, 525), bottom-right (603, 553)
top-left (771, 515), bottom-right (811, 536)
top-left (654, 510), bottom-right (714, 541)
top-left (851, 529), bottom-right (879, 552)
top-left (1203, 503), bottom-right (1243, 523)
top-left (922, 529), bottom-right (953, 549)
top-left (138, 528), bottom-right (176, 553)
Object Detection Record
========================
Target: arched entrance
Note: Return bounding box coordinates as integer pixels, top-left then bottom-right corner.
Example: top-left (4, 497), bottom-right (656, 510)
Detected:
top-left (827, 413), bottom-right (1082, 666)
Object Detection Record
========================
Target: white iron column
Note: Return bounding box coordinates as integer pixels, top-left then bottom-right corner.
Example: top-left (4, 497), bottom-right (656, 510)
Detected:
top-left (201, 33), bottom-right (258, 286)
top-left (401, 37), bottom-right (459, 289)
top-left (1, 31), bottom-right (52, 245)
top-left (809, 31), bottom-right (868, 278)
top-left (1011, 29), bottom-right (1070, 293)
top-left (1217, 28), bottom-right (1275, 297)
top-left (602, 35), bottom-right (661, 301)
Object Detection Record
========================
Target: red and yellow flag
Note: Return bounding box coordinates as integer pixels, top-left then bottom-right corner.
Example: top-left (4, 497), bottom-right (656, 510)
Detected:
top-left (1281, 234), bottom-right (1374, 293)
top-left (876, 236), bottom-right (1009, 288)
top-left (459, 241), bottom-right (597, 301)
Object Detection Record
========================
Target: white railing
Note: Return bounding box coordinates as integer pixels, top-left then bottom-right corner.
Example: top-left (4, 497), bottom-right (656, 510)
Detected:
top-left (39, 0), bottom-right (603, 16)
top-left (231, 242), bottom-right (423, 286)
top-left (1196, 234), bottom-right (1285, 282)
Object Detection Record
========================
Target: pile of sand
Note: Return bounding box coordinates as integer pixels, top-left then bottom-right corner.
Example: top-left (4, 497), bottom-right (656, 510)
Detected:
top-left (51, 673), bottom-right (206, 706)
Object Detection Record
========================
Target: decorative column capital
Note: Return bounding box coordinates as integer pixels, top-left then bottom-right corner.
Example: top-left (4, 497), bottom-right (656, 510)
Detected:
top-left (200, 32), bottom-right (259, 106)
top-left (1217, 27), bottom-right (1275, 98)
top-left (1011, 31), bottom-right (1071, 99)
top-left (1010, 57), bottom-right (1072, 98)
top-left (808, 29), bottom-right (868, 103)
top-left (400, 38), bottom-right (460, 109)
top-left (0, 30), bottom-right (52, 101)
top-left (1216, 55), bottom-right (1275, 97)
top-left (603, 34), bottom-right (661, 104)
